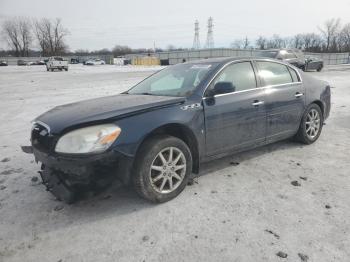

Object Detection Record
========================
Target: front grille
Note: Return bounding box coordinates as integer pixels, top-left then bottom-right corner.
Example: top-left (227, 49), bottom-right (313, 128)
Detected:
top-left (31, 122), bottom-right (54, 152)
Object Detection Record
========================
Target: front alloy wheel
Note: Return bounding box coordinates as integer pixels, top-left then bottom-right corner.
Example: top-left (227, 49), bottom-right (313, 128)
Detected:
top-left (133, 135), bottom-right (192, 203)
top-left (150, 147), bottom-right (186, 194)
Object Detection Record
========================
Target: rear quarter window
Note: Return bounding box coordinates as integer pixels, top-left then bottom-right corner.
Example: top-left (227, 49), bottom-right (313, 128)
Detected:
top-left (288, 67), bottom-right (300, 82)
top-left (285, 52), bottom-right (297, 59)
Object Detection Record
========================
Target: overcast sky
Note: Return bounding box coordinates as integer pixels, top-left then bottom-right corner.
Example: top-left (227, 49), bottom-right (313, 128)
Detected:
top-left (1, 0), bottom-right (350, 51)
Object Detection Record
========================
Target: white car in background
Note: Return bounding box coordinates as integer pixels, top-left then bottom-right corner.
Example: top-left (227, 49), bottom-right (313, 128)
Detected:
top-left (46, 57), bottom-right (69, 71)
top-left (85, 58), bottom-right (106, 65)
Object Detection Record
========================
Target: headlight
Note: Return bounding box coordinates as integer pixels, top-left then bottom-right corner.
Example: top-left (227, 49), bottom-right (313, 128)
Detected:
top-left (55, 124), bottom-right (121, 154)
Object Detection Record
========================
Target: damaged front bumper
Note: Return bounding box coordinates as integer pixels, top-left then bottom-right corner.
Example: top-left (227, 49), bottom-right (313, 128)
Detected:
top-left (23, 146), bottom-right (133, 203)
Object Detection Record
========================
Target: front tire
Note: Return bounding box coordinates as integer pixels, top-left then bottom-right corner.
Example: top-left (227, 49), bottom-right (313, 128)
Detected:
top-left (317, 65), bottom-right (323, 72)
top-left (133, 135), bottom-right (192, 203)
top-left (295, 103), bottom-right (323, 144)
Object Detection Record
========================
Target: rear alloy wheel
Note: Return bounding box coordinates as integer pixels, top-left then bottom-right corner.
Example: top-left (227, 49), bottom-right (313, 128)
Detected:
top-left (133, 135), bottom-right (192, 203)
top-left (305, 109), bottom-right (321, 140)
top-left (295, 103), bottom-right (323, 144)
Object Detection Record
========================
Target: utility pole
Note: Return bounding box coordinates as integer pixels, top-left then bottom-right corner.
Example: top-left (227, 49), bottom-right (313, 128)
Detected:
top-left (205, 17), bottom-right (214, 49)
top-left (192, 20), bottom-right (200, 50)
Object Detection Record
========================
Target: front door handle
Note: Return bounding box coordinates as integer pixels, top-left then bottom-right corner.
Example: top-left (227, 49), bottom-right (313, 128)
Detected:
top-left (295, 92), bottom-right (304, 98)
top-left (252, 100), bottom-right (264, 107)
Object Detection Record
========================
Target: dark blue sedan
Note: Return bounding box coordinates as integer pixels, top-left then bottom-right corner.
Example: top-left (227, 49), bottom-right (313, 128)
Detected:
top-left (25, 57), bottom-right (331, 203)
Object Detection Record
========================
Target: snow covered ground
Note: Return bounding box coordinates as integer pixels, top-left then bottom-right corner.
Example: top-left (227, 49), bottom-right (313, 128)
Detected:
top-left (0, 64), bottom-right (350, 262)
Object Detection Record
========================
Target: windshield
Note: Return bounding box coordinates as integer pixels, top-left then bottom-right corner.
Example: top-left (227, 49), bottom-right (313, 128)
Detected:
top-left (256, 51), bottom-right (278, 58)
top-left (128, 63), bottom-right (216, 97)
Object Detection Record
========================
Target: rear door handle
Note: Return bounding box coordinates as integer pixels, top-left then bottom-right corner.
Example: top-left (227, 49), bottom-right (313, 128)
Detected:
top-left (252, 100), bottom-right (264, 107)
top-left (295, 92), bottom-right (304, 98)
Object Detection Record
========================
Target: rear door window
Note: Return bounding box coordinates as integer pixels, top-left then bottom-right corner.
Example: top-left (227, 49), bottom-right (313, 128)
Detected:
top-left (257, 61), bottom-right (293, 86)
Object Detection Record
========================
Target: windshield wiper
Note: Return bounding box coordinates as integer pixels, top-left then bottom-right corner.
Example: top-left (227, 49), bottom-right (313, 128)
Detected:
top-left (139, 92), bottom-right (154, 96)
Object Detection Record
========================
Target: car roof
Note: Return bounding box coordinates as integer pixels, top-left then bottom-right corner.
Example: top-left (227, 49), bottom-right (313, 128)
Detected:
top-left (185, 56), bottom-right (287, 66)
top-left (261, 48), bottom-right (303, 53)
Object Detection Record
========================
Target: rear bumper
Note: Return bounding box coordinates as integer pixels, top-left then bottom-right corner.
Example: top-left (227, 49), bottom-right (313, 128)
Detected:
top-left (31, 147), bottom-right (133, 202)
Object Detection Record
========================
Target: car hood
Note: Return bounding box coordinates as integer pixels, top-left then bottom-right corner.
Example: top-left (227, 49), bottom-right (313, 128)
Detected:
top-left (35, 94), bottom-right (185, 134)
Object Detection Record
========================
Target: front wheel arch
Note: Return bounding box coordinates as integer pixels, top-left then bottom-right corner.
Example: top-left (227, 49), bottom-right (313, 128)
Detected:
top-left (135, 123), bottom-right (200, 174)
top-left (132, 134), bottom-right (193, 202)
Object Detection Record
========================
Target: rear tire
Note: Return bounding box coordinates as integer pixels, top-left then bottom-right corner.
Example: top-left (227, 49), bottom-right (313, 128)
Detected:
top-left (133, 135), bottom-right (192, 203)
top-left (317, 65), bottom-right (323, 72)
top-left (295, 103), bottom-right (323, 144)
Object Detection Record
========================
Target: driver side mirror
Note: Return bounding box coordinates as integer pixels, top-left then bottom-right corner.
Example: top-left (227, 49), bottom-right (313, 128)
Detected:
top-left (210, 82), bottom-right (236, 96)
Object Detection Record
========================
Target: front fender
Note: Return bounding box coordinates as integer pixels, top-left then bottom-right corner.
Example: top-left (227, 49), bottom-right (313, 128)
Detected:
top-left (111, 103), bottom-right (205, 158)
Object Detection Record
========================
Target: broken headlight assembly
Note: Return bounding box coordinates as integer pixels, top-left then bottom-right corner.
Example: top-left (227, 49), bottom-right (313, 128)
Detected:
top-left (55, 124), bottom-right (121, 154)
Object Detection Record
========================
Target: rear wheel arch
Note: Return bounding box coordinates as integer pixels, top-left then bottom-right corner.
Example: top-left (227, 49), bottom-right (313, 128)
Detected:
top-left (295, 103), bottom-right (323, 144)
top-left (136, 123), bottom-right (200, 174)
top-left (310, 100), bottom-right (324, 118)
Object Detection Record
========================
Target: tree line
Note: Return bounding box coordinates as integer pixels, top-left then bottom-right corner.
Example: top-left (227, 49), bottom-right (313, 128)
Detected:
top-left (1, 17), bottom-right (69, 57)
top-left (233, 18), bottom-right (350, 53)
top-left (1, 17), bottom-right (350, 57)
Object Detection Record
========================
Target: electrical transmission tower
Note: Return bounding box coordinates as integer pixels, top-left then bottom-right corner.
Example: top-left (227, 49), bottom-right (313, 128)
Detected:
top-left (205, 17), bottom-right (214, 49)
top-left (192, 20), bottom-right (200, 50)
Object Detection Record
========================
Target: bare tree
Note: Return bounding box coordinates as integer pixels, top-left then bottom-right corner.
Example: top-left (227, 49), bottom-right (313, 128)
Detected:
top-left (52, 18), bottom-right (69, 54)
top-left (91, 48), bottom-right (111, 55)
top-left (112, 45), bottom-right (132, 57)
top-left (18, 18), bottom-right (32, 56)
top-left (319, 18), bottom-right (341, 52)
top-left (340, 23), bottom-right (350, 52)
top-left (74, 49), bottom-right (90, 56)
top-left (243, 37), bottom-right (250, 49)
top-left (2, 17), bottom-right (32, 57)
top-left (166, 44), bottom-right (176, 51)
top-left (231, 39), bottom-right (243, 49)
top-left (33, 18), bottom-right (69, 56)
top-left (33, 19), bottom-right (47, 55)
top-left (293, 34), bottom-right (304, 49)
top-left (256, 36), bottom-right (267, 50)
top-left (2, 19), bottom-right (20, 56)
top-left (267, 34), bottom-right (285, 49)
top-left (302, 33), bottom-right (322, 52)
